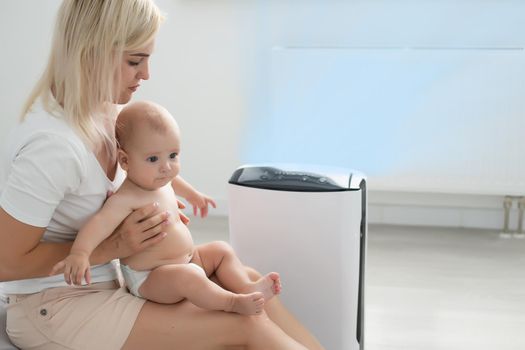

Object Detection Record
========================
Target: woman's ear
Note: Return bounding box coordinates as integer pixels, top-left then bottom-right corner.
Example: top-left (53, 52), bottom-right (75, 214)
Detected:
top-left (117, 149), bottom-right (129, 171)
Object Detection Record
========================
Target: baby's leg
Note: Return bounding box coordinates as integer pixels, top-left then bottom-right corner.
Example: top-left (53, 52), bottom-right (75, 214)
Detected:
top-left (138, 263), bottom-right (265, 315)
top-left (192, 241), bottom-right (282, 301)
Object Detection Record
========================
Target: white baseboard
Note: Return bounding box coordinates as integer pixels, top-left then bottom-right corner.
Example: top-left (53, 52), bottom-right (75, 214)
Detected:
top-left (367, 190), bottom-right (520, 231)
top-left (201, 191), bottom-right (521, 231)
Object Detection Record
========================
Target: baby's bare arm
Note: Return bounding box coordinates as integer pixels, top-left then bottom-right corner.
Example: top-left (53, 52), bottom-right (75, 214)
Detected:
top-left (50, 193), bottom-right (166, 284)
top-left (70, 194), bottom-right (133, 256)
top-left (50, 194), bottom-right (134, 284)
top-left (171, 175), bottom-right (216, 217)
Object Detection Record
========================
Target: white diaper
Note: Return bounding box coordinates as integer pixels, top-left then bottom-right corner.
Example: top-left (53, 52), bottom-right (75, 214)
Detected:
top-left (120, 264), bottom-right (150, 298)
top-left (120, 263), bottom-right (206, 298)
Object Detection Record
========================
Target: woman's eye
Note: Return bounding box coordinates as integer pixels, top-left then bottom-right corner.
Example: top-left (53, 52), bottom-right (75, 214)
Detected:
top-left (147, 156), bottom-right (158, 163)
top-left (169, 153), bottom-right (178, 159)
top-left (128, 60), bottom-right (140, 66)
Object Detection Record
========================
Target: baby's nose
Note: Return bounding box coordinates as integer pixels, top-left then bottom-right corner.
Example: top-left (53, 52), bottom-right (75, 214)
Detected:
top-left (161, 162), bottom-right (171, 172)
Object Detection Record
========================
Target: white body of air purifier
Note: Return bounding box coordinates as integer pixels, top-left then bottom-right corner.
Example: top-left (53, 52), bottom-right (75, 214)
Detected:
top-left (228, 164), bottom-right (366, 350)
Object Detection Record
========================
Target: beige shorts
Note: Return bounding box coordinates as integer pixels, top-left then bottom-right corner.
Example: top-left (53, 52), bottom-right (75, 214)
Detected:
top-left (5, 280), bottom-right (145, 350)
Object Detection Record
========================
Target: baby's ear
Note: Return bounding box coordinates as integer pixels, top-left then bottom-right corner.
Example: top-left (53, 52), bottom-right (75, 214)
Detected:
top-left (117, 149), bottom-right (129, 171)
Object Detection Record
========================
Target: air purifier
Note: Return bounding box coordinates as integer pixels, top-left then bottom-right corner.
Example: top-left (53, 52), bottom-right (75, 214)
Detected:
top-left (228, 164), bottom-right (366, 350)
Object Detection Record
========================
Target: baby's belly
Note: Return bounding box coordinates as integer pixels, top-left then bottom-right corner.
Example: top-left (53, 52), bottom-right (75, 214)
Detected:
top-left (120, 221), bottom-right (194, 271)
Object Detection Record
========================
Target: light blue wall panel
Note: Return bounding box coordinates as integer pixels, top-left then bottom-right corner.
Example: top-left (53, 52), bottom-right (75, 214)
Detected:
top-left (242, 0), bottom-right (525, 194)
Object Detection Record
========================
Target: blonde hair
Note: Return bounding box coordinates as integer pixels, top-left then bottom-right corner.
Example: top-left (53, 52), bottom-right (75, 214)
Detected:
top-left (21, 0), bottom-right (164, 157)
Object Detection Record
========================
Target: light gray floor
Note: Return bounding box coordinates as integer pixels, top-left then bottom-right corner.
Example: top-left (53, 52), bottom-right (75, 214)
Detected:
top-left (188, 217), bottom-right (525, 350)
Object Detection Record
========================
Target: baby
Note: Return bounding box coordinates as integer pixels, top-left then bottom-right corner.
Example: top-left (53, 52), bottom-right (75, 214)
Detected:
top-left (51, 101), bottom-right (281, 315)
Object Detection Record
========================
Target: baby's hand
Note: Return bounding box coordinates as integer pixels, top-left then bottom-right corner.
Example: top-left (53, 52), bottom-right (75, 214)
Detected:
top-left (50, 252), bottom-right (91, 286)
top-left (186, 191), bottom-right (217, 218)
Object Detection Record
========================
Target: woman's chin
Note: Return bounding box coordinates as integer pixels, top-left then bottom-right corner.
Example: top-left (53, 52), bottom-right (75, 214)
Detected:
top-left (117, 92), bottom-right (133, 105)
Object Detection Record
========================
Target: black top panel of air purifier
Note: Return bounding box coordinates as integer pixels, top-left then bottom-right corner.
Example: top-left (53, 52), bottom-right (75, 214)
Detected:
top-left (228, 165), bottom-right (361, 192)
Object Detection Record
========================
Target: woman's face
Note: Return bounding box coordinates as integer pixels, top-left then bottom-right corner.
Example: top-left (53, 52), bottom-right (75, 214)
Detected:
top-left (116, 40), bottom-right (155, 104)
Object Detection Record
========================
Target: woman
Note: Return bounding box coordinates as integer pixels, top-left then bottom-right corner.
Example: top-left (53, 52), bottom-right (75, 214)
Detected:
top-left (0, 1), bottom-right (324, 349)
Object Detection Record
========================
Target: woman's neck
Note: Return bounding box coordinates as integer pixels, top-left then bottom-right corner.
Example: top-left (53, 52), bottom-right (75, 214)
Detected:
top-left (95, 143), bottom-right (118, 181)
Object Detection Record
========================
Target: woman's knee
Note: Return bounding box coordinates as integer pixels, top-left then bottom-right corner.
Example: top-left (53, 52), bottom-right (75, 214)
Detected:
top-left (237, 312), bottom-right (271, 337)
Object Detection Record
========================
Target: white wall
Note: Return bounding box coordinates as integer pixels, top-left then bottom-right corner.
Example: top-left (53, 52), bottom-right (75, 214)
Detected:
top-left (249, 0), bottom-right (525, 230)
top-left (0, 1), bottom-right (61, 142)
top-left (135, 0), bottom-right (253, 205)
top-left (2, 1), bottom-right (525, 229)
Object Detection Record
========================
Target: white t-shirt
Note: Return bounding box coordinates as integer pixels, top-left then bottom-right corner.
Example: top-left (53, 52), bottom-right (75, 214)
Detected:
top-left (0, 104), bottom-right (124, 294)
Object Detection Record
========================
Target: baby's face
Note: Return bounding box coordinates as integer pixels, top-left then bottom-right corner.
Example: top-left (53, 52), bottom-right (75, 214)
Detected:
top-left (122, 123), bottom-right (181, 190)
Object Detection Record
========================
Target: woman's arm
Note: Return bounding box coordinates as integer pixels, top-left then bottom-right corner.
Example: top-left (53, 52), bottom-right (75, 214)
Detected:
top-left (0, 203), bottom-right (169, 282)
top-left (0, 208), bottom-right (72, 281)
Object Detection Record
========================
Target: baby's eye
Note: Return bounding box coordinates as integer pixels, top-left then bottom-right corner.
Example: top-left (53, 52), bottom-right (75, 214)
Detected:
top-left (147, 156), bottom-right (158, 163)
top-left (169, 152), bottom-right (178, 159)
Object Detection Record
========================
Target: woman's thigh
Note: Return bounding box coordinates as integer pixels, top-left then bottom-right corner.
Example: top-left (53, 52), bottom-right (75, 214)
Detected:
top-left (122, 300), bottom-right (251, 350)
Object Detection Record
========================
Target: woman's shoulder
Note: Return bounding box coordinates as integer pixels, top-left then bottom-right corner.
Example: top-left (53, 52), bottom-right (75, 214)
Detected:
top-left (8, 105), bottom-right (88, 159)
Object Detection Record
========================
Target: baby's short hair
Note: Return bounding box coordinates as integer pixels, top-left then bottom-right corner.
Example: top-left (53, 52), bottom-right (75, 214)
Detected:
top-left (116, 101), bottom-right (178, 149)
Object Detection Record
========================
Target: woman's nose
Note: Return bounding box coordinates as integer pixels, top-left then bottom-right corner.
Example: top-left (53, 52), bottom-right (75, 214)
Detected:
top-left (138, 60), bottom-right (150, 80)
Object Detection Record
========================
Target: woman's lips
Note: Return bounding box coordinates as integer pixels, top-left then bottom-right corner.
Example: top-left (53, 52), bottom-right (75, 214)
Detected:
top-left (129, 85), bottom-right (140, 92)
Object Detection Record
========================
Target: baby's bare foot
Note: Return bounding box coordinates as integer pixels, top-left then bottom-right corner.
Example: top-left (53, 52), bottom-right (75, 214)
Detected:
top-left (246, 272), bottom-right (281, 301)
top-left (228, 292), bottom-right (265, 315)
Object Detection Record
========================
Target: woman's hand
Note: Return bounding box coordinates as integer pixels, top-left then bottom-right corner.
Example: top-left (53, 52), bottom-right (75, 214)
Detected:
top-left (101, 202), bottom-right (170, 259)
top-left (185, 191), bottom-right (217, 218)
top-left (177, 199), bottom-right (190, 225)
